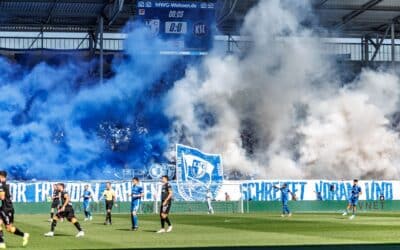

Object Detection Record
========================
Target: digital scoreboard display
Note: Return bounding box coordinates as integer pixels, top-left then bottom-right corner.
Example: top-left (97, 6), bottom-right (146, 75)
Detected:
top-left (136, 0), bottom-right (216, 55)
top-left (165, 21), bottom-right (188, 34)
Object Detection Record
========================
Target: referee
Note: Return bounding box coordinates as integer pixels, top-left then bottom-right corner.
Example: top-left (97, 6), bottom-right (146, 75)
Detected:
top-left (102, 182), bottom-right (116, 225)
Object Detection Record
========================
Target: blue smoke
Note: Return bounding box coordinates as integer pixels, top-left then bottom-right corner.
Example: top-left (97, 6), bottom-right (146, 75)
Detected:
top-left (0, 26), bottom-right (196, 180)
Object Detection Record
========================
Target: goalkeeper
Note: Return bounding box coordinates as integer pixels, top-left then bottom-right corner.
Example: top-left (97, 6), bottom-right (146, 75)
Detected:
top-left (273, 183), bottom-right (296, 217)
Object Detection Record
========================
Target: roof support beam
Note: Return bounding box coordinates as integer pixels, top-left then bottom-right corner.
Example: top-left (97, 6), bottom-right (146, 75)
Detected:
top-left (335, 0), bottom-right (384, 29)
top-left (90, 0), bottom-right (124, 53)
top-left (89, 18), bottom-right (102, 56)
top-left (314, 0), bottom-right (329, 9)
top-left (45, 0), bottom-right (59, 24)
top-left (391, 22), bottom-right (395, 65)
top-left (217, 0), bottom-right (239, 26)
top-left (28, 31), bottom-right (44, 49)
top-left (104, 0), bottom-right (125, 27)
top-left (370, 24), bottom-right (391, 61)
top-left (362, 36), bottom-right (370, 65)
top-left (318, 6), bottom-right (400, 12)
top-left (99, 16), bottom-right (104, 85)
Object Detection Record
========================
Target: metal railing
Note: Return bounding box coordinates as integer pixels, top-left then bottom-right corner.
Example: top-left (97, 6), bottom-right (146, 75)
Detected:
top-left (322, 42), bottom-right (400, 62)
top-left (1, 36), bottom-right (400, 62)
top-left (0, 36), bottom-right (124, 51)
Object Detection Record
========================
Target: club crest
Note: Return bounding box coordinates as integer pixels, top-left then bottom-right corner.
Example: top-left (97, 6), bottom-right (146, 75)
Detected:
top-left (175, 144), bottom-right (223, 201)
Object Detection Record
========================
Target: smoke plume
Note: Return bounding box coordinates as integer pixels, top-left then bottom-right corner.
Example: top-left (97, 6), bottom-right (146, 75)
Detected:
top-left (1, 0), bottom-right (400, 180)
top-left (0, 27), bottom-right (182, 180)
top-left (165, 0), bottom-right (400, 179)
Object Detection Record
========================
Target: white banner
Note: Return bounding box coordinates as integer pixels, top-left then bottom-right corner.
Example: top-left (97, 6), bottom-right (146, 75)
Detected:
top-left (6, 181), bottom-right (161, 203)
top-left (239, 180), bottom-right (395, 201)
top-left (4, 180), bottom-right (397, 202)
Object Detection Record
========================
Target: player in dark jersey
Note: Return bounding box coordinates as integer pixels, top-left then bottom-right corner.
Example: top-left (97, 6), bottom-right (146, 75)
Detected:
top-left (44, 183), bottom-right (84, 237)
top-left (156, 176), bottom-right (173, 233)
top-left (0, 171), bottom-right (29, 248)
top-left (49, 184), bottom-right (61, 222)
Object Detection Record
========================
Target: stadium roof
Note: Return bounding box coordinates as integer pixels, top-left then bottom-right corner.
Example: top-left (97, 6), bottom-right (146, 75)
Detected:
top-left (0, 0), bottom-right (254, 34)
top-left (313, 0), bottom-right (400, 37)
top-left (214, 0), bottom-right (400, 37)
top-left (0, 0), bottom-right (136, 32)
top-left (215, 0), bottom-right (258, 35)
top-left (1, 0), bottom-right (400, 38)
top-left (216, 0), bottom-right (400, 38)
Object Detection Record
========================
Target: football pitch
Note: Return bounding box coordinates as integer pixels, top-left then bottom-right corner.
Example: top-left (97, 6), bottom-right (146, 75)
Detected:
top-left (5, 212), bottom-right (400, 249)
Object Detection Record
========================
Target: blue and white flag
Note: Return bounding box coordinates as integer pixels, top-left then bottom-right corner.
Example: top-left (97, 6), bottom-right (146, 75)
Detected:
top-left (175, 144), bottom-right (224, 201)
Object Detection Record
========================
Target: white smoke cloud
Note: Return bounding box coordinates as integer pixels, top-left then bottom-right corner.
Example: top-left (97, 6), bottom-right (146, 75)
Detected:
top-left (300, 70), bottom-right (400, 179)
top-left (165, 0), bottom-right (400, 179)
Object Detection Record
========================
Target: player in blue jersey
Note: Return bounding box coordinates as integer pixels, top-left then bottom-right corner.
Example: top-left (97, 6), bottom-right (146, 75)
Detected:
top-left (273, 183), bottom-right (296, 217)
top-left (81, 185), bottom-right (93, 221)
top-left (342, 179), bottom-right (362, 220)
top-left (130, 177), bottom-right (144, 231)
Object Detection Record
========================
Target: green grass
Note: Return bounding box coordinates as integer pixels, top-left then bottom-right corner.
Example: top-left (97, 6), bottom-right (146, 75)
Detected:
top-left (3, 212), bottom-right (400, 249)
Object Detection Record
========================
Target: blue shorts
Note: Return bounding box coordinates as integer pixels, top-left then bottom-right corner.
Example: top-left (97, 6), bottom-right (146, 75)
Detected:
top-left (131, 200), bottom-right (141, 213)
top-left (83, 201), bottom-right (90, 211)
top-left (348, 198), bottom-right (358, 206)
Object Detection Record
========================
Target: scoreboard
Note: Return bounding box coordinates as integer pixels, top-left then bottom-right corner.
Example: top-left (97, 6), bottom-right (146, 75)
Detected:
top-left (136, 0), bottom-right (216, 55)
